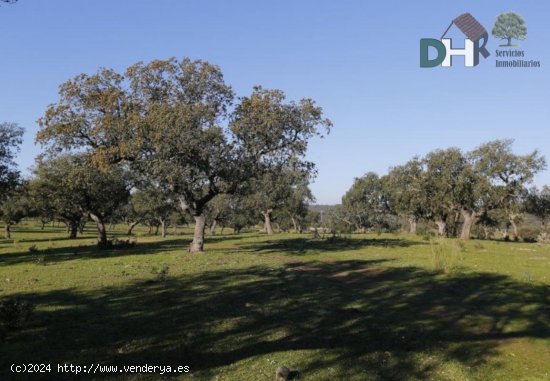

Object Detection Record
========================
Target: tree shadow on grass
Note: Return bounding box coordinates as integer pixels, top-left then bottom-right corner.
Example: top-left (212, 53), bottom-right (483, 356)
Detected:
top-left (242, 236), bottom-right (427, 256)
top-left (2, 259), bottom-right (549, 380)
top-left (0, 238), bottom-right (193, 266)
top-left (0, 232), bottom-right (270, 266)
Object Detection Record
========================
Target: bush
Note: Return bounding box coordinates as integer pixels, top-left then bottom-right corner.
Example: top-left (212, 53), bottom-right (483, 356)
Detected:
top-left (537, 231), bottom-right (550, 244)
top-left (106, 238), bottom-right (136, 249)
top-left (151, 264), bottom-right (170, 282)
top-left (518, 227), bottom-right (540, 243)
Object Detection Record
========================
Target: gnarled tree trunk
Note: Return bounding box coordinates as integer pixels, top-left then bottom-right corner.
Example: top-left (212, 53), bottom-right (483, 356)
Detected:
top-left (89, 212), bottom-right (108, 249)
top-left (460, 209), bottom-right (479, 240)
top-left (127, 221), bottom-right (139, 236)
top-left (435, 220), bottom-right (446, 236)
top-left (160, 219), bottom-right (167, 238)
top-left (69, 221), bottom-right (79, 239)
top-left (408, 217), bottom-right (418, 234)
top-left (189, 214), bottom-right (206, 253)
top-left (510, 220), bottom-right (518, 240)
top-left (291, 216), bottom-right (299, 233)
top-left (209, 219), bottom-right (217, 235)
top-left (263, 210), bottom-right (274, 235)
top-left (4, 224), bottom-right (11, 239)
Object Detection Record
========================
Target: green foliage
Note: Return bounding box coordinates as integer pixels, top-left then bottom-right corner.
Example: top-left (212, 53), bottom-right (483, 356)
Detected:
top-left (0, 122), bottom-right (24, 197)
top-left (130, 188), bottom-right (176, 236)
top-left (37, 58), bottom-right (330, 252)
top-left (492, 12), bottom-right (527, 46)
top-left (386, 157), bottom-right (426, 224)
top-left (341, 140), bottom-right (546, 240)
top-left (526, 186), bottom-right (550, 227)
top-left (341, 172), bottom-right (392, 232)
top-left (29, 154), bottom-right (129, 245)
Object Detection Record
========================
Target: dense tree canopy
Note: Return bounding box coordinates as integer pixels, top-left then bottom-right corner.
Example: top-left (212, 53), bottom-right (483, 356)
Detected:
top-left (341, 140), bottom-right (546, 240)
top-left (0, 123), bottom-right (24, 197)
top-left (30, 154), bottom-right (130, 247)
top-left (37, 57), bottom-right (331, 252)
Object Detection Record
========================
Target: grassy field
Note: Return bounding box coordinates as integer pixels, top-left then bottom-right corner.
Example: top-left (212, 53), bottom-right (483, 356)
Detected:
top-left (1, 221), bottom-right (550, 380)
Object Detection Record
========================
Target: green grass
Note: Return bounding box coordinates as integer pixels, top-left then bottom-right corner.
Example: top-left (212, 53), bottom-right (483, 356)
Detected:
top-left (1, 221), bottom-right (550, 380)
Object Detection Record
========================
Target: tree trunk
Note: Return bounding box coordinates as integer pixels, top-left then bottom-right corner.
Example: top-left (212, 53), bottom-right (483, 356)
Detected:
top-left (89, 212), bottom-right (108, 249)
top-left (501, 227), bottom-right (509, 240)
top-left (263, 210), bottom-right (274, 235)
top-left (435, 220), bottom-right (446, 236)
top-left (220, 226), bottom-right (225, 235)
top-left (507, 37), bottom-right (512, 46)
top-left (173, 224), bottom-right (178, 234)
top-left (209, 219), bottom-right (217, 235)
top-left (160, 219), bottom-right (167, 238)
top-left (460, 210), bottom-right (478, 240)
top-left (510, 220), bottom-right (519, 240)
top-left (69, 221), bottom-right (78, 239)
top-left (127, 221), bottom-right (139, 236)
top-left (408, 217), bottom-right (418, 234)
top-left (154, 225), bottom-right (159, 235)
top-left (189, 214), bottom-right (206, 253)
top-left (291, 217), bottom-right (299, 233)
top-left (4, 224), bottom-right (11, 239)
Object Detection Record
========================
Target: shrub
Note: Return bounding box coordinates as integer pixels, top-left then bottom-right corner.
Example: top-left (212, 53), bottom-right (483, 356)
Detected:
top-left (151, 264), bottom-right (170, 282)
top-left (537, 231), bottom-right (550, 244)
top-left (430, 239), bottom-right (465, 274)
top-left (105, 238), bottom-right (136, 250)
top-left (518, 227), bottom-right (540, 243)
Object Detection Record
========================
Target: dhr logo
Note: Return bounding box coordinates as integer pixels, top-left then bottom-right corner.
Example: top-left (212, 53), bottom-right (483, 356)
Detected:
top-left (420, 13), bottom-right (490, 68)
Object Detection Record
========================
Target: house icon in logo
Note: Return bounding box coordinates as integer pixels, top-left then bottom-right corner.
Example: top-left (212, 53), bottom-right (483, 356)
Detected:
top-left (420, 13), bottom-right (491, 68)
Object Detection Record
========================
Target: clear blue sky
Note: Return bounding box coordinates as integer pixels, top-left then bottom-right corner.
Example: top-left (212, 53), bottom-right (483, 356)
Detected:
top-left (1, 0), bottom-right (549, 204)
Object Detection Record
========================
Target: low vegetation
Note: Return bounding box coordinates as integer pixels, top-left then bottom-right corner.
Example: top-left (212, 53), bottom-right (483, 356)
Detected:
top-left (1, 222), bottom-right (549, 380)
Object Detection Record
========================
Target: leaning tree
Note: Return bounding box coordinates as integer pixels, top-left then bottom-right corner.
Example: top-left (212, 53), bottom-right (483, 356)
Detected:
top-left (37, 57), bottom-right (331, 252)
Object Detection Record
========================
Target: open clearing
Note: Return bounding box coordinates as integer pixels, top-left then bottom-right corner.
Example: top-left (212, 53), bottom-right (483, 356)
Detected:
top-left (1, 222), bottom-right (550, 380)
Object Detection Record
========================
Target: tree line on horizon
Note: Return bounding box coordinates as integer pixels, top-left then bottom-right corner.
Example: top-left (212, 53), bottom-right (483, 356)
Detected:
top-left (1, 58), bottom-right (550, 249)
top-left (326, 140), bottom-right (550, 242)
